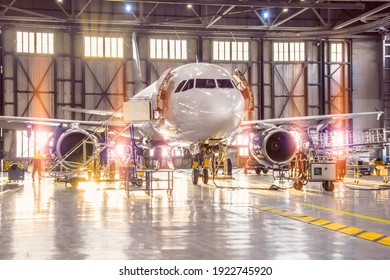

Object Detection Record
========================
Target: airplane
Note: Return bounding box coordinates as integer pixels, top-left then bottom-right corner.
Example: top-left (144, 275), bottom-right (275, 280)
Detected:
top-left (0, 62), bottom-right (383, 188)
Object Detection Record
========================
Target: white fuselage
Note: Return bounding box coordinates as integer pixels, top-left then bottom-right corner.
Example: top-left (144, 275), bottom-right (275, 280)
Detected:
top-left (133, 63), bottom-right (245, 147)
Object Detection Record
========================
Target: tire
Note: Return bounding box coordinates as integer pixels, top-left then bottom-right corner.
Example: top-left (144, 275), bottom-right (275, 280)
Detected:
top-left (227, 158), bottom-right (232, 176)
top-left (192, 168), bottom-right (199, 184)
top-left (255, 167), bottom-right (261, 174)
top-left (262, 167), bottom-right (269, 174)
top-left (202, 168), bottom-right (209, 184)
top-left (135, 178), bottom-right (143, 187)
top-left (322, 181), bottom-right (335, 191)
top-left (293, 180), bottom-right (303, 190)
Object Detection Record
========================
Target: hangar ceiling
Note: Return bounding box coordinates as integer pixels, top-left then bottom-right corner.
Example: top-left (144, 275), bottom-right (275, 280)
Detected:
top-left (0, 0), bottom-right (389, 38)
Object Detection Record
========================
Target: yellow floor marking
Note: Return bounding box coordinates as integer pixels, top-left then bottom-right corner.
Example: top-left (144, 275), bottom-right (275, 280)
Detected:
top-left (252, 205), bottom-right (390, 247)
top-left (358, 231), bottom-right (384, 241)
top-left (310, 219), bottom-right (330, 226)
top-left (324, 223), bottom-right (347, 231)
top-left (294, 216), bottom-right (318, 222)
top-left (278, 211), bottom-right (299, 217)
top-left (257, 206), bottom-right (274, 211)
top-left (377, 236), bottom-right (390, 246)
top-left (266, 208), bottom-right (285, 214)
top-left (338, 227), bottom-right (364, 235)
top-left (303, 203), bottom-right (390, 224)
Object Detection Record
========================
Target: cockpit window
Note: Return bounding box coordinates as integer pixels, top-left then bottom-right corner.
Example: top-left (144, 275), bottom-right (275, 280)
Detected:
top-left (181, 79), bottom-right (194, 92)
top-left (217, 79), bottom-right (235, 88)
top-left (175, 80), bottom-right (187, 93)
top-left (196, 79), bottom-right (216, 89)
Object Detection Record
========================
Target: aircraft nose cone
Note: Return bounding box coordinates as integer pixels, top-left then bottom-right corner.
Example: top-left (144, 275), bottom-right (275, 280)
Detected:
top-left (200, 89), bottom-right (244, 139)
top-left (172, 88), bottom-right (244, 143)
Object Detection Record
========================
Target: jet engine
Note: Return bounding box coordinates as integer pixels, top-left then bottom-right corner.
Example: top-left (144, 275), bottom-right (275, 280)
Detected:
top-left (249, 128), bottom-right (297, 166)
top-left (54, 126), bottom-right (98, 170)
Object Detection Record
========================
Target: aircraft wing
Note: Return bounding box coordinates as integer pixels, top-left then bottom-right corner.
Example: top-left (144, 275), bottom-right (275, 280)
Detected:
top-left (61, 107), bottom-right (123, 118)
top-left (0, 115), bottom-right (136, 132)
top-left (240, 111), bottom-right (383, 131)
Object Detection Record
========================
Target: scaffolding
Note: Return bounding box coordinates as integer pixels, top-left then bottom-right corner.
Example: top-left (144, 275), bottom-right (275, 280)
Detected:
top-left (308, 128), bottom-right (387, 150)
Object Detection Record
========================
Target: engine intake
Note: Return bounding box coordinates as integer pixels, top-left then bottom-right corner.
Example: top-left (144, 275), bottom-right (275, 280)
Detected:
top-left (250, 128), bottom-right (297, 166)
top-left (55, 127), bottom-right (98, 169)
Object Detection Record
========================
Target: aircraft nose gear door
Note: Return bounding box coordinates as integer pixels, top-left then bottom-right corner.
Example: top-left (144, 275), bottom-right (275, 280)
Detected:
top-left (233, 69), bottom-right (255, 121)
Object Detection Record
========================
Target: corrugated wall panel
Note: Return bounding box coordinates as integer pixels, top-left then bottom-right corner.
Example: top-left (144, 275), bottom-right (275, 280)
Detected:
top-left (273, 64), bottom-right (307, 117)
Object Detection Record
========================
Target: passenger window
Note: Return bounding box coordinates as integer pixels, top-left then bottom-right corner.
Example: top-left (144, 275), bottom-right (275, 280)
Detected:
top-left (182, 79), bottom-right (194, 92)
top-left (196, 79), bottom-right (216, 89)
top-left (217, 79), bottom-right (234, 88)
top-left (175, 80), bottom-right (187, 93)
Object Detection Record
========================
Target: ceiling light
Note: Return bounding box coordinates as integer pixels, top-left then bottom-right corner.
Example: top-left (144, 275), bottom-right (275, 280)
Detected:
top-left (283, 8), bottom-right (289, 13)
top-left (187, 4), bottom-right (193, 9)
top-left (125, 4), bottom-right (132, 13)
top-left (263, 11), bottom-right (269, 19)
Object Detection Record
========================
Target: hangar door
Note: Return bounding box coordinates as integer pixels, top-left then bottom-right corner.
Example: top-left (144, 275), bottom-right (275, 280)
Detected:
top-left (262, 40), bottom-right (350, 123)
top-left (3, 32), bottom-right (55, 118)
top-left (83, 59), bottom-right (126, 118)
top-left (262, 41), bottom-right (316, 119)
top-left (324, 41), bottom-right (351, 122)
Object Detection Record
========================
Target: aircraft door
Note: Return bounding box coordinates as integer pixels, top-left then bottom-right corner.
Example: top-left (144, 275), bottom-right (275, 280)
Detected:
top-left (233, 69), bottom-right (254, 121)
top-left (153, 68), bottom-right (174, 119)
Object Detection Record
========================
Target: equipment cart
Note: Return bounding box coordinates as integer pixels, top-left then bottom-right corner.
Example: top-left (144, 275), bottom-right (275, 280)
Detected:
top-left (353, 163), bottom-right (389, 183)
top-left (8, 163), bottom-right (25, 183)
top-left (124, 168), bottom-right (174, 196)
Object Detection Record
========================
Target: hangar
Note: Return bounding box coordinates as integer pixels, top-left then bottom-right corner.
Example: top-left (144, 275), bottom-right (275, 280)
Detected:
top-left (0, 0), bottom-right (390, 262)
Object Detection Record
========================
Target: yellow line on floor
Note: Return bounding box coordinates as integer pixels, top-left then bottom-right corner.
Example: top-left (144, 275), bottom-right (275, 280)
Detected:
top-left (303, 203), bottom-right (390, 224)
top-left (252, 205), bottom-right (390, 247)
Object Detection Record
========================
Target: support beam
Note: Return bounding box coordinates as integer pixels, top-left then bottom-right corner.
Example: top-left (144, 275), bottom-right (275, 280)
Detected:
top-left (269, 8), bottom-right (309, 30)
top-left (107, 0), bottom-right (365, 10)
top-left (333, 2), bottom-right (390, 30)
top-left (206, 5), bottom-right (235, 29)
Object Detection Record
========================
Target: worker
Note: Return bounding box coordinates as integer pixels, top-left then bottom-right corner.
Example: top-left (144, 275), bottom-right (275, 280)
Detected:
top-left (98, 132), bottom-right (108, 167)
top-left (32, 150), bottom-right (43, 181)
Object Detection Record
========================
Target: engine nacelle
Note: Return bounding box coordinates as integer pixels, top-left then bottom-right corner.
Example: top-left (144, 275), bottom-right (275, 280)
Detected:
top-left (54, 126), bottom-right (98, 170)
top-left (249, 128), bottom-right (297, 166)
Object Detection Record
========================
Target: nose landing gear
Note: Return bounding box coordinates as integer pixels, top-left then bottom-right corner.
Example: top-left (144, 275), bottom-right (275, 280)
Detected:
top-left (191, 158), bottom-right (210, 184)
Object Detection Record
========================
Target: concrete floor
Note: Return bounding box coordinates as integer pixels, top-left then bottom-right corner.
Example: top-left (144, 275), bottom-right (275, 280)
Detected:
top-left (0, 169), bottom-right (389, 260)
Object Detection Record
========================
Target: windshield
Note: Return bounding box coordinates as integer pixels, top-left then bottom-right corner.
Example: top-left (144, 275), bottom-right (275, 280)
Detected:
top-left (217, 79), bottom-right (235, 88)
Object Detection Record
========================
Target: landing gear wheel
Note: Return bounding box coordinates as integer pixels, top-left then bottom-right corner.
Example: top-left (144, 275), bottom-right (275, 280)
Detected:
top-left (192, 168), bottom-right (199, 184)
top-left (322, 181), bottom-right (334, 191)
top-left (262, 167), bottom-right (269, 174)
top-left (255, 167), bottom-right (261, 174)
top-left (227, 158), bottom-right (232, 176)
top-left (202, 168), bottom-right (209, 184)
top-left (293, 180), bottom-right (303, 190)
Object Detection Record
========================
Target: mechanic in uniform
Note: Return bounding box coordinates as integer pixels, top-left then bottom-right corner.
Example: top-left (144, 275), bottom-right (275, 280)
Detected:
top-left (32, 150), bottom-right (43, 181)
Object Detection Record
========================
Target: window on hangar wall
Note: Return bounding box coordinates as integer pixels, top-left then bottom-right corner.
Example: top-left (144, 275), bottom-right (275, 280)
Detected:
top-left (212, 41), bottom-right (249, 61)
top-left (149, 38), bottom-right (188, 60)
top-left (273, 42), bottom-right (305, 62)
top-left (16, 31), bottom-right (54, 54)
top-left (84, 36), bottom-right (124, 58)
top-left (330, 42), bottom-right (343, 63)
